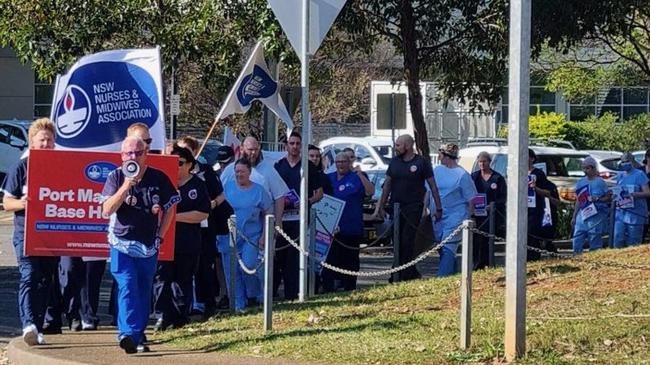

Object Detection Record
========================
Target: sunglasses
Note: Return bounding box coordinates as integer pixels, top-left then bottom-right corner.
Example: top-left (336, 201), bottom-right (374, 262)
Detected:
top-left (143, 138), bottom-right (152, 145)
top-left (121, 150), bottom-right (145, 158)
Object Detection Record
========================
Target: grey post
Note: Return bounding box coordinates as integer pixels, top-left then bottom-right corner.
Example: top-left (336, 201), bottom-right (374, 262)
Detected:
top-left (608, 199), bottom-right (616, 247)
top-left (264, 214), bottom-right (276, 332)
top-left (505, 0), bottom-right (531, 360)
top-left (488, 202), bottom-right (496, 268)
top-left (460, 220), bottom-right (474, 349)
top-left (298, 0), bottom-right (311, 302)
top-left (308, 208), bottom-right (316, 297)
top-left (229, 215), bottom-right (237, 314)
top-left (392, 203), bottom-right (401, 283)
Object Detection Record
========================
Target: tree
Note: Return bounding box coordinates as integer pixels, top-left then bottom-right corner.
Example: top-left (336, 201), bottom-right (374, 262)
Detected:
top-left (340, 0), bottom-right (508, 157)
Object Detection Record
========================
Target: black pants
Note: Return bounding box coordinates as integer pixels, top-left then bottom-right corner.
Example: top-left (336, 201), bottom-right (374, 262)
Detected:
top-left (321, 234), bottom-right (361, 292)
top-left (59, 257), bottom-right (106, 326)
top-left (473, 217), bottom-right (490, 270)
top-left (274, 221), bottom-right (299, 300)
top-left (194, 228), bottom-right (218, 311)
top-left (396, 203), bottom-right (423, 281)
top-left (153, 254), bottom-right (199, 325)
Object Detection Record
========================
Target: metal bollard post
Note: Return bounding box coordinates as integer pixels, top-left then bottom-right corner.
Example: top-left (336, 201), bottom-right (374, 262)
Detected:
top-left (488, 202), bottom-right (496, 268)
top-left (608, 199), bottom-right (616, 248)
top-left (308, 208), bottom-right (316, 298)
top-left (264, 215), bottom-right (276, 332)
top-left (392, 203), bottom-right (401, 283)
top-left (229, 215), bottom-right (237, 314)
top-left (460, 219), bottom-right (474, 350)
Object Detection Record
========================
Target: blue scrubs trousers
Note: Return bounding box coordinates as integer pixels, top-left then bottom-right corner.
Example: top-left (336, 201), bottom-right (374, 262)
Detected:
top-left (613, 219), bottom-right (644, 248)
top-left (110, 248), bottom-right (157, 345)
top-left (218, 235), bottom-right (263, 311)
top-left (572, 212), bottom-right (606, 254)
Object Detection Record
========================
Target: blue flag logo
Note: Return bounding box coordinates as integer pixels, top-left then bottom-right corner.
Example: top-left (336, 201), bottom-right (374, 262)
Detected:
top-left (236, 65), bottom-right (278, 107)
top-left (84, 161), bottom-right (118, 184)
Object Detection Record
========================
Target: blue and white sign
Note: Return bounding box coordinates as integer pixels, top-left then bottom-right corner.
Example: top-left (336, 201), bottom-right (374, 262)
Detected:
top-left (51, 48), bottom-right (165, 152)
top-left (84, 161), bottom-right (118, 184)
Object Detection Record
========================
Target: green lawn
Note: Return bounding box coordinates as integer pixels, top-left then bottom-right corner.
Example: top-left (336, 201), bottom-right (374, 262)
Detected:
top-left (155, 246), bottom-right (650, 364)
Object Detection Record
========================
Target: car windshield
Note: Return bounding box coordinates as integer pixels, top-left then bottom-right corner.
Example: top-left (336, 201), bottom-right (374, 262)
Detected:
top-left (372, 145), bottom-right (393, 164)
top-left (485, 153), bottom-right (585, 177)
top-left (366, 170), bottom-right (386, 200)
top-left (198, 141), bottom-right (221, 166)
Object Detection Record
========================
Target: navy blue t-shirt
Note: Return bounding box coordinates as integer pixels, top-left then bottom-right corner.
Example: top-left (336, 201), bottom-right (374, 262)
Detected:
top-left (102, 166), bottom-right (179, 247)
top-left (274, 158), bottom-right (322, 221)
top-left (196, 162), bottom-right (224, 235)
top-left (175, 175), bottom-right (211, 255)
top-left (1, 158), bottom-right (28, 243)
top-left (386, 154), bottom-right (433, 206)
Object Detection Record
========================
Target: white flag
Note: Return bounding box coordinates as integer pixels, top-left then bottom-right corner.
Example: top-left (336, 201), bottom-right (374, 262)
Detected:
top-left (217, 41), bottom-right (293, 129)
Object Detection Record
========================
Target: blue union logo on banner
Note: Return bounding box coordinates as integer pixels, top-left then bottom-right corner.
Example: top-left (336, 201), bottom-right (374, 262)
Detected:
top-left (236, 65), bottom-right (278, 107)
top-left (53, 61), bottom-right (160, 148)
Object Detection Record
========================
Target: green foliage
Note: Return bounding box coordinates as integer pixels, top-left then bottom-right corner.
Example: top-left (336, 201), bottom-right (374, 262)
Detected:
top-left (572, 113), bottom-right (650, 151)
top-left (496, 111), bottom-right (650, 152)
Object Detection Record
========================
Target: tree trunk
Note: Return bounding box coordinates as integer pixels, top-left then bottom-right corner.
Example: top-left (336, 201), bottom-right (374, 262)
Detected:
top-left (399, 0), bottom-right (430, 158)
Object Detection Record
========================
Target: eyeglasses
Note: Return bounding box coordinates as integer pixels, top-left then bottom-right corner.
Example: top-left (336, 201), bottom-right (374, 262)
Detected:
top-left (143, 138), bottom-right (152, 145)
top-left (178, 159), bottom-right (188, 166)
top-left (121, 150), bottom-right (145, 158)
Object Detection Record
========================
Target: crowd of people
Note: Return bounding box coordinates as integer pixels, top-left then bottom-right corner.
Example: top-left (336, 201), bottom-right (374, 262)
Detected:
top-left (3, 118), bottom-right (650, 354)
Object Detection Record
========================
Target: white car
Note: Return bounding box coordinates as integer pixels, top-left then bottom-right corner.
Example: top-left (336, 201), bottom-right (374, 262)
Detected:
top-left (319, 136), bottom-right (394, 172)
top-left (582, 150), bottom-right (623, 181)
top-left (0, 119), bottom-right (30, 177)
top-left (458, 145), bottom-right (589, 201)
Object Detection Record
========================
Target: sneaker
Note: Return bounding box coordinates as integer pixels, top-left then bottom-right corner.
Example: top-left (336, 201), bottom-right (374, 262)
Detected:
top-left (69, 319), bottom-right (82, 332)
top-left (22, 325), bottom-right (38, 346)
top-left (119, 335), bottom-right (137, 354)
top-left (136, 344), bottom-right (151, 353)
top-left (37, 333), bottom-right (46, 345)
top-left (81, 321), bottom-right (97, 331)
top-left (153, 318), bottom-right (171, 332)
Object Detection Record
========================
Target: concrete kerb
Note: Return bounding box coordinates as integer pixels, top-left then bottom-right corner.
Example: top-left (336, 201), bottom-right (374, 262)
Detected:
top-left (6, 330), bottom-right (324, 365)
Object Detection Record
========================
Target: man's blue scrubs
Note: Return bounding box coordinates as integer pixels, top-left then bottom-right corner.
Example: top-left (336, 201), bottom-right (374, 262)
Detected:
top-left (102, 167), bottom-right (179, 346)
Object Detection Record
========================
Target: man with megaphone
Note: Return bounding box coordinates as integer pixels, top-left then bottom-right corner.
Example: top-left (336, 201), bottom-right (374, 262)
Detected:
top-left (101, 135), bottom-right (180, 354)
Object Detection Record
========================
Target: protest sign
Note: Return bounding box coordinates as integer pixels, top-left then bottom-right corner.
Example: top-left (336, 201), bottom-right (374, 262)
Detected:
top-left (51, 48), bottom-right (166, 152)
top-left (527, 175), bottom-right (536, 208)
top-left (576, 184), bottom-right (597, 220)
top-left (311, 194), bottom-right (346, 273)
top-left (472, 193), bottom-right (487, 217)
top-left (24, 149), bottom-right (178, 260)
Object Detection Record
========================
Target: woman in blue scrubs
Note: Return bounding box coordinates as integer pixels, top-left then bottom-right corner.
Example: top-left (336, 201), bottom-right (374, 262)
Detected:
top-left (571, 156), bottom-right (610, 254)
top-left (222, 158), bottom-right (272, 311)
top-left (430, 144), bottom-right (477, 277)
top-left (613, 153), bottom-right (650, 248)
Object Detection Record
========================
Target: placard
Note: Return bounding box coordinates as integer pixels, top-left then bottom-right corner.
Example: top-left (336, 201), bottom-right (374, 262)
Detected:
top-left (24, 149), bottom-right (178, 260)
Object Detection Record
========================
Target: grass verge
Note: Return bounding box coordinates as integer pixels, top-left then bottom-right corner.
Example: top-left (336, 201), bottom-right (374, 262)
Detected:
top-left (155, 246), bottom-right (650, 364)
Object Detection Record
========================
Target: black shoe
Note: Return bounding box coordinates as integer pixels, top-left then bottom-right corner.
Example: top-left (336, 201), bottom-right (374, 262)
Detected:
top-left (69, 319), bottom-right (82, 332)
top-left (42, 324), bottom-right (62, 335)
top-left (153, 318), bottom-right (170, 332)
top-left (247, 298), bottom-right (260, 308)
top-left (216, 296), bottom-right (230, 310)
top-left (137, 344), bottom-right (151, 353)
top-left (119, 335), bottom-right (137, 354)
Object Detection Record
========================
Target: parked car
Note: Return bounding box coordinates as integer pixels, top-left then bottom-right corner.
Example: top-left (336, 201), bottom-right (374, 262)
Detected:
top-left (0, 119), bottom-right (31, 183)
top-left (196, 139), bottom-right (223, 166)
top-left (632, 150), bottom-right (646, 166)
top-left (362, 168), bottom-right (392, 246)
top-left (583, 150), bottom-right (623, 181)
top-left (458, 145), bottom-right (589, 201)
top-left (319, 136), bottom-right (394, 172)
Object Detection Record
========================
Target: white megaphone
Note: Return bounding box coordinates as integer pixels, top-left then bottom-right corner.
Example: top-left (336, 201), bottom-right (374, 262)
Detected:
top-left (122, 160), bottom-right (140, 178)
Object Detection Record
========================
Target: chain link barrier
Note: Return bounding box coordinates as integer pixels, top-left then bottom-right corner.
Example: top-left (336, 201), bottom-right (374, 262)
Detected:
top-left (274, 222), bottom-right (466, 277)
top-left (468, 226), bottom-right (650, 270)
top-left (227, 218), bottom-right (265, 275)
top-left (314, 214), bottom-right (395, 251)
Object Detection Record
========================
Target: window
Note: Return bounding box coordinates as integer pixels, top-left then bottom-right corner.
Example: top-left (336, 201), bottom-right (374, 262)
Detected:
top-left (376, 93), bottom-right (407, 130)
top-left (569, 86), bottom-right (649, 121)
top-left (496, 87), bottom-right (556, 125)
top-left (34, 73), bottom-right (54, 118)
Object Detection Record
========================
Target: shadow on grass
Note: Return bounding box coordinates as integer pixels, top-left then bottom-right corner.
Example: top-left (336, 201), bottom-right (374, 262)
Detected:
top-left (199, 317), bottom-right (415, 353)
top-left (494, 263), bottom-right (581, 285)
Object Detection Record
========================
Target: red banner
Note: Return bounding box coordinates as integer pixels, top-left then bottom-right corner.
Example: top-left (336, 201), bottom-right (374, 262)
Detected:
top-left (25, 149), bottom-right (178, 260)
